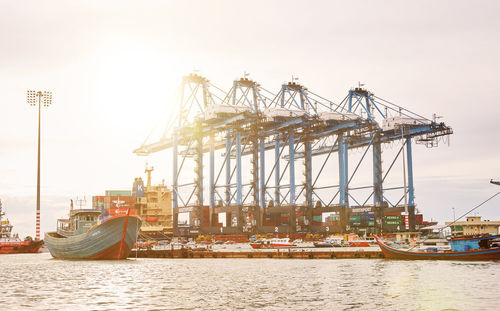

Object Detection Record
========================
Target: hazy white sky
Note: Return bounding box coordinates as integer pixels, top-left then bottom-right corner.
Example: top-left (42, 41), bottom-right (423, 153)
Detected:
top-left (1, 0), bottom-right (499, 237)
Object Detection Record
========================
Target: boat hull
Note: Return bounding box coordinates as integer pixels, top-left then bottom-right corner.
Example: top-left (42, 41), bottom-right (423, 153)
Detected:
top-left (0, 240), bottom-right (43, 254)
top-left (250, 243), bottom-right (295, 249)
top-left (347, 241), bottom-right (374, 247)
top-left (374, 236), bottom-right (500, 261)
top-left (44, 215), bottom-right (141, 260)
top-left (314, 242), bottom-right (333, 248)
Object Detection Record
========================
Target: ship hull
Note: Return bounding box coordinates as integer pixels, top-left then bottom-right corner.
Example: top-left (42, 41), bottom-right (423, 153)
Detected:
top-left (375, 236), bottom-right (500, 260)
top-left (0, 240), bottom-right (43, 254)
top-left (44, 215), bottom-right (141, 260)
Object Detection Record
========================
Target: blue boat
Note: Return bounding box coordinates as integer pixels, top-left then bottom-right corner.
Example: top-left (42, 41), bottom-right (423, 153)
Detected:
top-left (44, 208), bottom-right (141, 260)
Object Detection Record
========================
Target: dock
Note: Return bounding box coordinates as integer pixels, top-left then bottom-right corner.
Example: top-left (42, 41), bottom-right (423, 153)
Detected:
top-left (129, 248), bottom-right (384, 259)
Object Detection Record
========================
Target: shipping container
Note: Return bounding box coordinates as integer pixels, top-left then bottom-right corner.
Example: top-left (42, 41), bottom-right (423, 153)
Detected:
top-left (384, 212), bottom-right (401, 216)
top-left (415, 214), bottom-right (423, 225)
top-left (385, 215), bottom-right (402, 221)
top-left (105, 190), bottom-right (132, 197)
top-left (326, 215), bottom-right (340, 222)
top-left (349, 215), bottom-right (361, 222)
top-left (146, 216), bottom-right (158, 222)
top-left (108, 196), bottom-right (135, 209)
top-left (108, 208), bottom-right (135, 216)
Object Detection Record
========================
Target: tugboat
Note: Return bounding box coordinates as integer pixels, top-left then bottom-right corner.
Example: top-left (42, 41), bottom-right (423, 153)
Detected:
top-left (0, 199), bottom-right (44, 254)
top-left (44, 200), bottom-right (141, 259)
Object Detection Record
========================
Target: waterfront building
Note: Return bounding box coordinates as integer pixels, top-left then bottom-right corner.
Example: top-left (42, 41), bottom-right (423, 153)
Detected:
top-left (446, 216), bottom-right (500, 236)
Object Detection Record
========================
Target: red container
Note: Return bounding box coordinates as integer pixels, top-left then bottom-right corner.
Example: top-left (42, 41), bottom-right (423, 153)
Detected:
top-left (384, 212), bottom-right (401, 216)
top-left (416, 214), bottom-right (423, 225)
top-left (109, 208), bottom-right (135, 216)
top-left (108, 196), bottom-right (135, 209)
top-left (146, 216), bottom-right (158, 222)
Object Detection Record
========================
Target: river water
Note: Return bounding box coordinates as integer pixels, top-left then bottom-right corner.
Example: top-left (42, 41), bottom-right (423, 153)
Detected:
top-left (1, 253), bottom-right (498, 310)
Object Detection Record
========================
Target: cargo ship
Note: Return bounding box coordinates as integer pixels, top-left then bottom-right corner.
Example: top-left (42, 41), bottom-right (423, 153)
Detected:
top-left (0, 200), bottom-right (43, 254)
top-left (44, 203), bottom-right (141, 260)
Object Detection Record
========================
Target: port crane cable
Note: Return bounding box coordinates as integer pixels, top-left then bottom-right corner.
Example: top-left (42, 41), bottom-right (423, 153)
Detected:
top-left (405, 190), bottom-right (500, 252)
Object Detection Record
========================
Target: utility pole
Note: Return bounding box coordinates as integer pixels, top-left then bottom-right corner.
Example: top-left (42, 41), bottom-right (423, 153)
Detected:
top-left (27, 90), bottom-right (52, 240)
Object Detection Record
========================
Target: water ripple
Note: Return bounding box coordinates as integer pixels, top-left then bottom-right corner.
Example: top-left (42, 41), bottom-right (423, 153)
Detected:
top-left (1, 254), bottom-right (499, 310)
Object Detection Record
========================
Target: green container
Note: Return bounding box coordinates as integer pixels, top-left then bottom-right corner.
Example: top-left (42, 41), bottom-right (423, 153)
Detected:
top-left (385, 220), bottom-right (401, 225)
top-left (385, 215), bottom-right (401, 221)
top-left (313, 216), bottom-right (322, 221)
top-left (105, 190), bottom-right (132, 197)
top-left (368, 220), bottom-right (375, 227)
top-left (349, 216), bottom-right (361, 222)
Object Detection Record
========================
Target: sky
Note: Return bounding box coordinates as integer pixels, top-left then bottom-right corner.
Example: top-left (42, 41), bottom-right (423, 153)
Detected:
top-left (1, 0), bottom-right (500, 238)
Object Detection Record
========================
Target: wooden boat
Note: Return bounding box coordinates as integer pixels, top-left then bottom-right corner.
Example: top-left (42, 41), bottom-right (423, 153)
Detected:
top-left (374, 234), bottom-right (500, 260)
top-left (0, 199), bottom-right (43, 254)
top-left (44, 208), bottom-right (141, 260)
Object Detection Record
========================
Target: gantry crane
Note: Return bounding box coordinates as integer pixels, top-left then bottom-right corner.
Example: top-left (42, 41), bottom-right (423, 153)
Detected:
top-left (134, 73), bottom-right (452, 236)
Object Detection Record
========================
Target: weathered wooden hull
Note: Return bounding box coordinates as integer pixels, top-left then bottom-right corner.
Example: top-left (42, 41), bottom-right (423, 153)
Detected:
top-left (44, 215), bottom-right (141, 260)
top-left (0, 240), bottom-right (43, 254)
top-left (374, 236), bottom-right (500, 261)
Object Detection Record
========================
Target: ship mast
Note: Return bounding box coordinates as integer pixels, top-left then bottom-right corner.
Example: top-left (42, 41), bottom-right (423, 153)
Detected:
top-left (145, 163), bottom-right (154, 188)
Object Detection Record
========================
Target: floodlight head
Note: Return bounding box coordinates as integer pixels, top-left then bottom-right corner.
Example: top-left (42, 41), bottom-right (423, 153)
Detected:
top-left (42, 91), bottom-right (52, 107)
top-left (27, 90), bottom-right (37, 106)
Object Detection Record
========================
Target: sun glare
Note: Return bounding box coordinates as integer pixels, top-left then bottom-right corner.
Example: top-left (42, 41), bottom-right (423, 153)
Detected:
top-left (88, 38), bottom-right (187, 143)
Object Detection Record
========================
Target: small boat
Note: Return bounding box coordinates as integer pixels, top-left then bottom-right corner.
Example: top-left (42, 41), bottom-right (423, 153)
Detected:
top-left (374, 234), bottom-right (500, 260)
top-left (250, 238), bottom-right (296, 249)
top-left (347, 238), bottom-right (376, 247)
top-left (0, 200), bottom-right (43, 254)
top-left (313, 241), bottom-right (334, 248)
top-left (44, 204), bottom-right (141, 260)
top-left (314, 236), bottom-right (345, 248)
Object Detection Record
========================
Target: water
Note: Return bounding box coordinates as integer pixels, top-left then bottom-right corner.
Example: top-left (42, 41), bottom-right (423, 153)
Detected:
top-left (1, 253), bottom-right (499, 311)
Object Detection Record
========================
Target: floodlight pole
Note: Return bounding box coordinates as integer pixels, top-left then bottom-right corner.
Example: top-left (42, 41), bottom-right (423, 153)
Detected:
top-left (36, 92), bottom-right (41, 240)
top-left (28, 90), bottom-right (51, 241)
